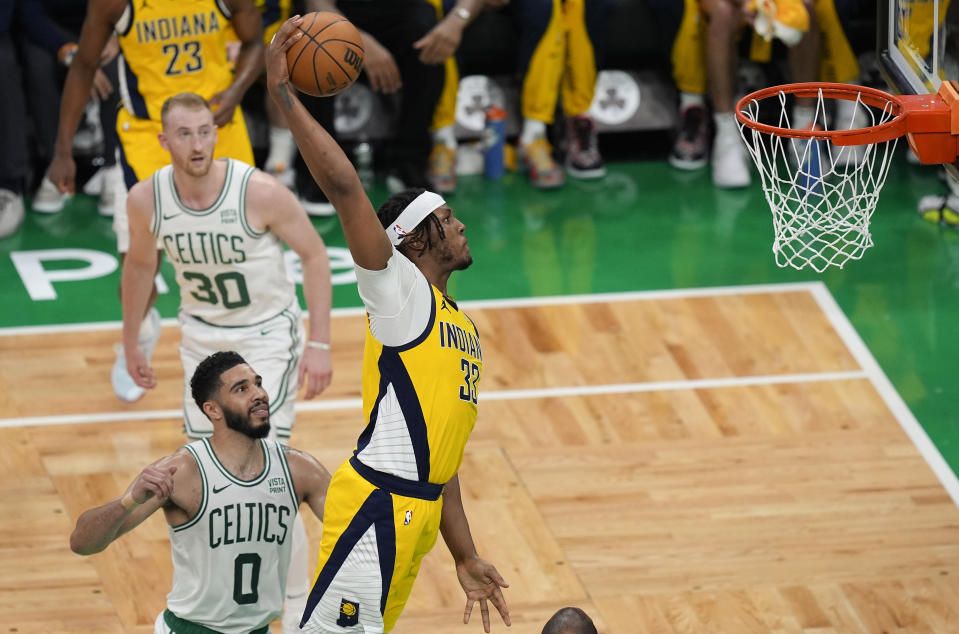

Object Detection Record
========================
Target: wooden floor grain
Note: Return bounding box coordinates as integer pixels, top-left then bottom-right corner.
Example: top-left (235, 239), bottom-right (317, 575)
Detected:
top-left (3, 290), bottom-right (958, 633)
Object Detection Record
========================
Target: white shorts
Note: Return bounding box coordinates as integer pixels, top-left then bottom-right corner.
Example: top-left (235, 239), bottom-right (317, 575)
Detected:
top-left (179, 305), bottom-right (305, 441)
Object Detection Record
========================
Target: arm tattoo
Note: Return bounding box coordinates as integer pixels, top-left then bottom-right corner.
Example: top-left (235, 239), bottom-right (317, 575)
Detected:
top-left (276, 82), bottom-right (294, 111)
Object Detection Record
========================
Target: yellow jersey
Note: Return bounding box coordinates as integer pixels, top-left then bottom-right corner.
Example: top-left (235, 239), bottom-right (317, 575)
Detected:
top-left (115, 0), bottom-right (235, 121)
top-left (357, 286), bottom-right (483, 487)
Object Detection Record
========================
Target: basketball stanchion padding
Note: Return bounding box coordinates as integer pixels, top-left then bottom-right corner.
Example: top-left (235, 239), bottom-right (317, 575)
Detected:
top-left (736, 81), bottom-right (959, 272)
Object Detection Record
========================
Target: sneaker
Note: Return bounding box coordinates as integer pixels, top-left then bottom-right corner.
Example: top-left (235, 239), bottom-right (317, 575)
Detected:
top-left (386, 163), bottom-right (430, 194)
top-left (31, 176), bottom-right (70, 213)
top-left (266, 127), bottom-right (298, 188)
top-left (711, 128), bottom-right (751, 188)
top-left (112, 307), bottom-right (162, 403)
top-left (519, 137), bottom-right (564, 189)
top-left (82, 166), bottom-right (106, 196)
top-left (428, 144), bottom-right (457, 193)
top-left (96, 164), bottom-right (124, 217)
top-left (0, 189), bottom-right (25, 239)
top-left (299, 192), bottom-right (335, 217)
top-left (918, 193), bottom-right (959, 227)
top-left (565, 114), bottom-right (606, 179)
top-left (751, 0), bottom-right (810, 46)
top-left (669, 105), bottom-right (710, 170)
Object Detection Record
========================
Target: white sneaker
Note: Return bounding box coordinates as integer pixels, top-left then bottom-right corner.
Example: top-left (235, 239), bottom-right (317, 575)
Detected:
top-left (298, 196), bottom-right (335, 217)
top-left (112, 307), bottom-right (162, 402)
top-left (82, 166), bottom-right (106, 196)
top-left (0, 189), bottom-right (25, 239)
top-left (31, 177), bottom-right (70, 213)
top-left (711, 130), bottom-right (751, 188)
top-left (96, 164), bottom-right (124, 217)
top-left (266, 127), bottom-right (298, 189)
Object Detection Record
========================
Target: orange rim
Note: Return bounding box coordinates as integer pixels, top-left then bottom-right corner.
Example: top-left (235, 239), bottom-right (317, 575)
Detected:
top-left (736, 82), bottom-right (908, 145)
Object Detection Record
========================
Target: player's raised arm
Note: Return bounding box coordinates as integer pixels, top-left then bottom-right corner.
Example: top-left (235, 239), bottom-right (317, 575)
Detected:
top-left (70, 455), bottom-right (183, 555)
top-left (264, 16), bottom-right (393, 271)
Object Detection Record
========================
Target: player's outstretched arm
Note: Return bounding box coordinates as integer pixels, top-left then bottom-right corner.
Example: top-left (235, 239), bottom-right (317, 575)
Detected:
top-left (121, 178), bottom-right (160, 389)
top-left (248, 172), bottom-right (333, 398)
top-left (264, 16), bottom-right (393, 271)
top-left (440, 475), bottom-right (511, 632)
top-left (70, 456), bottom-right (180, 555)
top-left (47, 0), bottom-right (126, 194)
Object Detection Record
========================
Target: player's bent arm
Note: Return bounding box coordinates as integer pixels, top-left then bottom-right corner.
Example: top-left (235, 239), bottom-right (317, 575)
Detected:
top-left (264, 17), bottom-right (392, 271)
top-left (50, 0), bottom-right (126, 179)
top-left (285, 447), bottom-right (331, 521)
top-left (121, 179), bottom-right (160, 353)
top-left (224, 0), bottom-right (265, 100)
top-left (70, 453), bottom-right (187, 555)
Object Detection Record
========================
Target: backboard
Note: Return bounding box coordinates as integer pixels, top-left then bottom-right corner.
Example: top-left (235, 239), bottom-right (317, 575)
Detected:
top-left (878, 0), bottom-right (958, 179)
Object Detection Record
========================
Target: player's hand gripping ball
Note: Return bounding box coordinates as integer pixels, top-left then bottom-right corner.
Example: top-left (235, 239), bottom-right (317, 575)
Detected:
top-left (286, 12), bottom-right (364, 97)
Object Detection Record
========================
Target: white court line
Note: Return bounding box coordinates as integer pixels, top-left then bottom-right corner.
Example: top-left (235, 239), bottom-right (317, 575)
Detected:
top-left (0, 282), bottom-right (821, 337)
top-left (5, 281), bottom-right (956, 508)
top-left (809, 282), bottom-right (959, 507)
top-left (0, 370), bottom-right (867, 429)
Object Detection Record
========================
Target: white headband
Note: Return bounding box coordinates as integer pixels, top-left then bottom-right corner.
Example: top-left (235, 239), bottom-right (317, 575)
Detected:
top-left (387, 191), bottom-right (446, 246)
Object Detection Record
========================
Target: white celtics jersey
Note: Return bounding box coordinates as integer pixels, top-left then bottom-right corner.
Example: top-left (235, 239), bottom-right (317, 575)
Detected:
top-left (167, 438), bottom-right (299, 632)
top-left (151, 159), bottom-right (296, 326)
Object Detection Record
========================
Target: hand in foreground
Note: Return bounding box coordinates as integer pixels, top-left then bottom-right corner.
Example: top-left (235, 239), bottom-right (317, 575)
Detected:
top-left (125, 344), bottom-right (156, 389)
top-left (126, 461), bottom-right (178, 507)
top-left (298, 347), bottom-right (332, 399)
top-left (457, 557), bottom-right (511, 632)
top-left (265, 15), bottom-right (304, 92)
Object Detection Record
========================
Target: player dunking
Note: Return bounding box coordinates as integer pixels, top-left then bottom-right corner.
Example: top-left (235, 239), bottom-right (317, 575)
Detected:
top-left (266, 15), bottom-right (511, 634)
top-left (70, 351), bottom-right (332, 634)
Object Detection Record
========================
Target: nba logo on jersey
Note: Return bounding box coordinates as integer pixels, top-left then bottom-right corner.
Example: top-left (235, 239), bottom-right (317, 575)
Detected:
top-left (404, 510), bottom-right (412, 525)
top-left (337, 599), bottom-right (359, 627)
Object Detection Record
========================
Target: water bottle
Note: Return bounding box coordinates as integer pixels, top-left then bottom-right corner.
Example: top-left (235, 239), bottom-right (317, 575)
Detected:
top-left (483, 106), bottom-right (507, 179)
top-left (354, 139), bottom-right (374, 190)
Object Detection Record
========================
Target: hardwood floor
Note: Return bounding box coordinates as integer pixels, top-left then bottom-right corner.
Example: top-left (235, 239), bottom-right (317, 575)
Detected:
top-left (3, 287), bottom-right (958, 633)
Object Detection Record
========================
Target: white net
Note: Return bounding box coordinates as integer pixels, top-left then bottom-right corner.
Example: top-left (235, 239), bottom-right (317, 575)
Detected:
top-left (738, 88), bottom-right (900, 272)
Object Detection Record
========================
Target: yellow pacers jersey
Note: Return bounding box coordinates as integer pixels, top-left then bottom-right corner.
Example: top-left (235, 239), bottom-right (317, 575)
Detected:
top-left (357, 286), bottom-right (482, 486)
top-left (115, 0), bottom-right (235, 121)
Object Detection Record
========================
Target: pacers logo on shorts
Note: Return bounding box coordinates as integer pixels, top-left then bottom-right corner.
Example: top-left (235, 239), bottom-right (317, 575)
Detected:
top-left (337, 598), bottom-right (359, 627)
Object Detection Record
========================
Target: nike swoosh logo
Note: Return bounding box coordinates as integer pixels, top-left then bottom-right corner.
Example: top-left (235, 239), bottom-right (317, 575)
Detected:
top-left (212, 483), bottom-right (232, 494)
top-left (260, 329), bottom-right (272, 336)
top-left (162, 213), bottom-right (181, 220)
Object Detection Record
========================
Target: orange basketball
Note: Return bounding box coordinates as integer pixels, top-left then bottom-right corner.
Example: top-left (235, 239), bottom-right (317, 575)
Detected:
top-left (286, 12), bottom-right (364, 97)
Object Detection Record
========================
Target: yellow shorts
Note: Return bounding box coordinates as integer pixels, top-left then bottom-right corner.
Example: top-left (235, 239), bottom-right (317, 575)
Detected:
top-left (300, 459), bottom-right (443, 632)
top-left (113, 107), bottom-right (253, 252)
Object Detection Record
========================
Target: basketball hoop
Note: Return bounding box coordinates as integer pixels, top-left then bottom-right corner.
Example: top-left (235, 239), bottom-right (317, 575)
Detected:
top-left (736, 81), bottom-right (959, 272)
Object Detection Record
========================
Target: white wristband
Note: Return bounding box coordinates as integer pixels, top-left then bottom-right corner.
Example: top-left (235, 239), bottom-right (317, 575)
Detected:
top-left (306, 341), bottom-right (331, 351)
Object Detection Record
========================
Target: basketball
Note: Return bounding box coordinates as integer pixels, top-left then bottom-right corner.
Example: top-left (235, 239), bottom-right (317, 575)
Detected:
top-left (286, 12), bottom-right (364, 97)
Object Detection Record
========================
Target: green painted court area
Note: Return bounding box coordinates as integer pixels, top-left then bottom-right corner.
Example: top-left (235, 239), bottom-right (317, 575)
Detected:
top-left (3, 155), bottom-right (959, 477)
